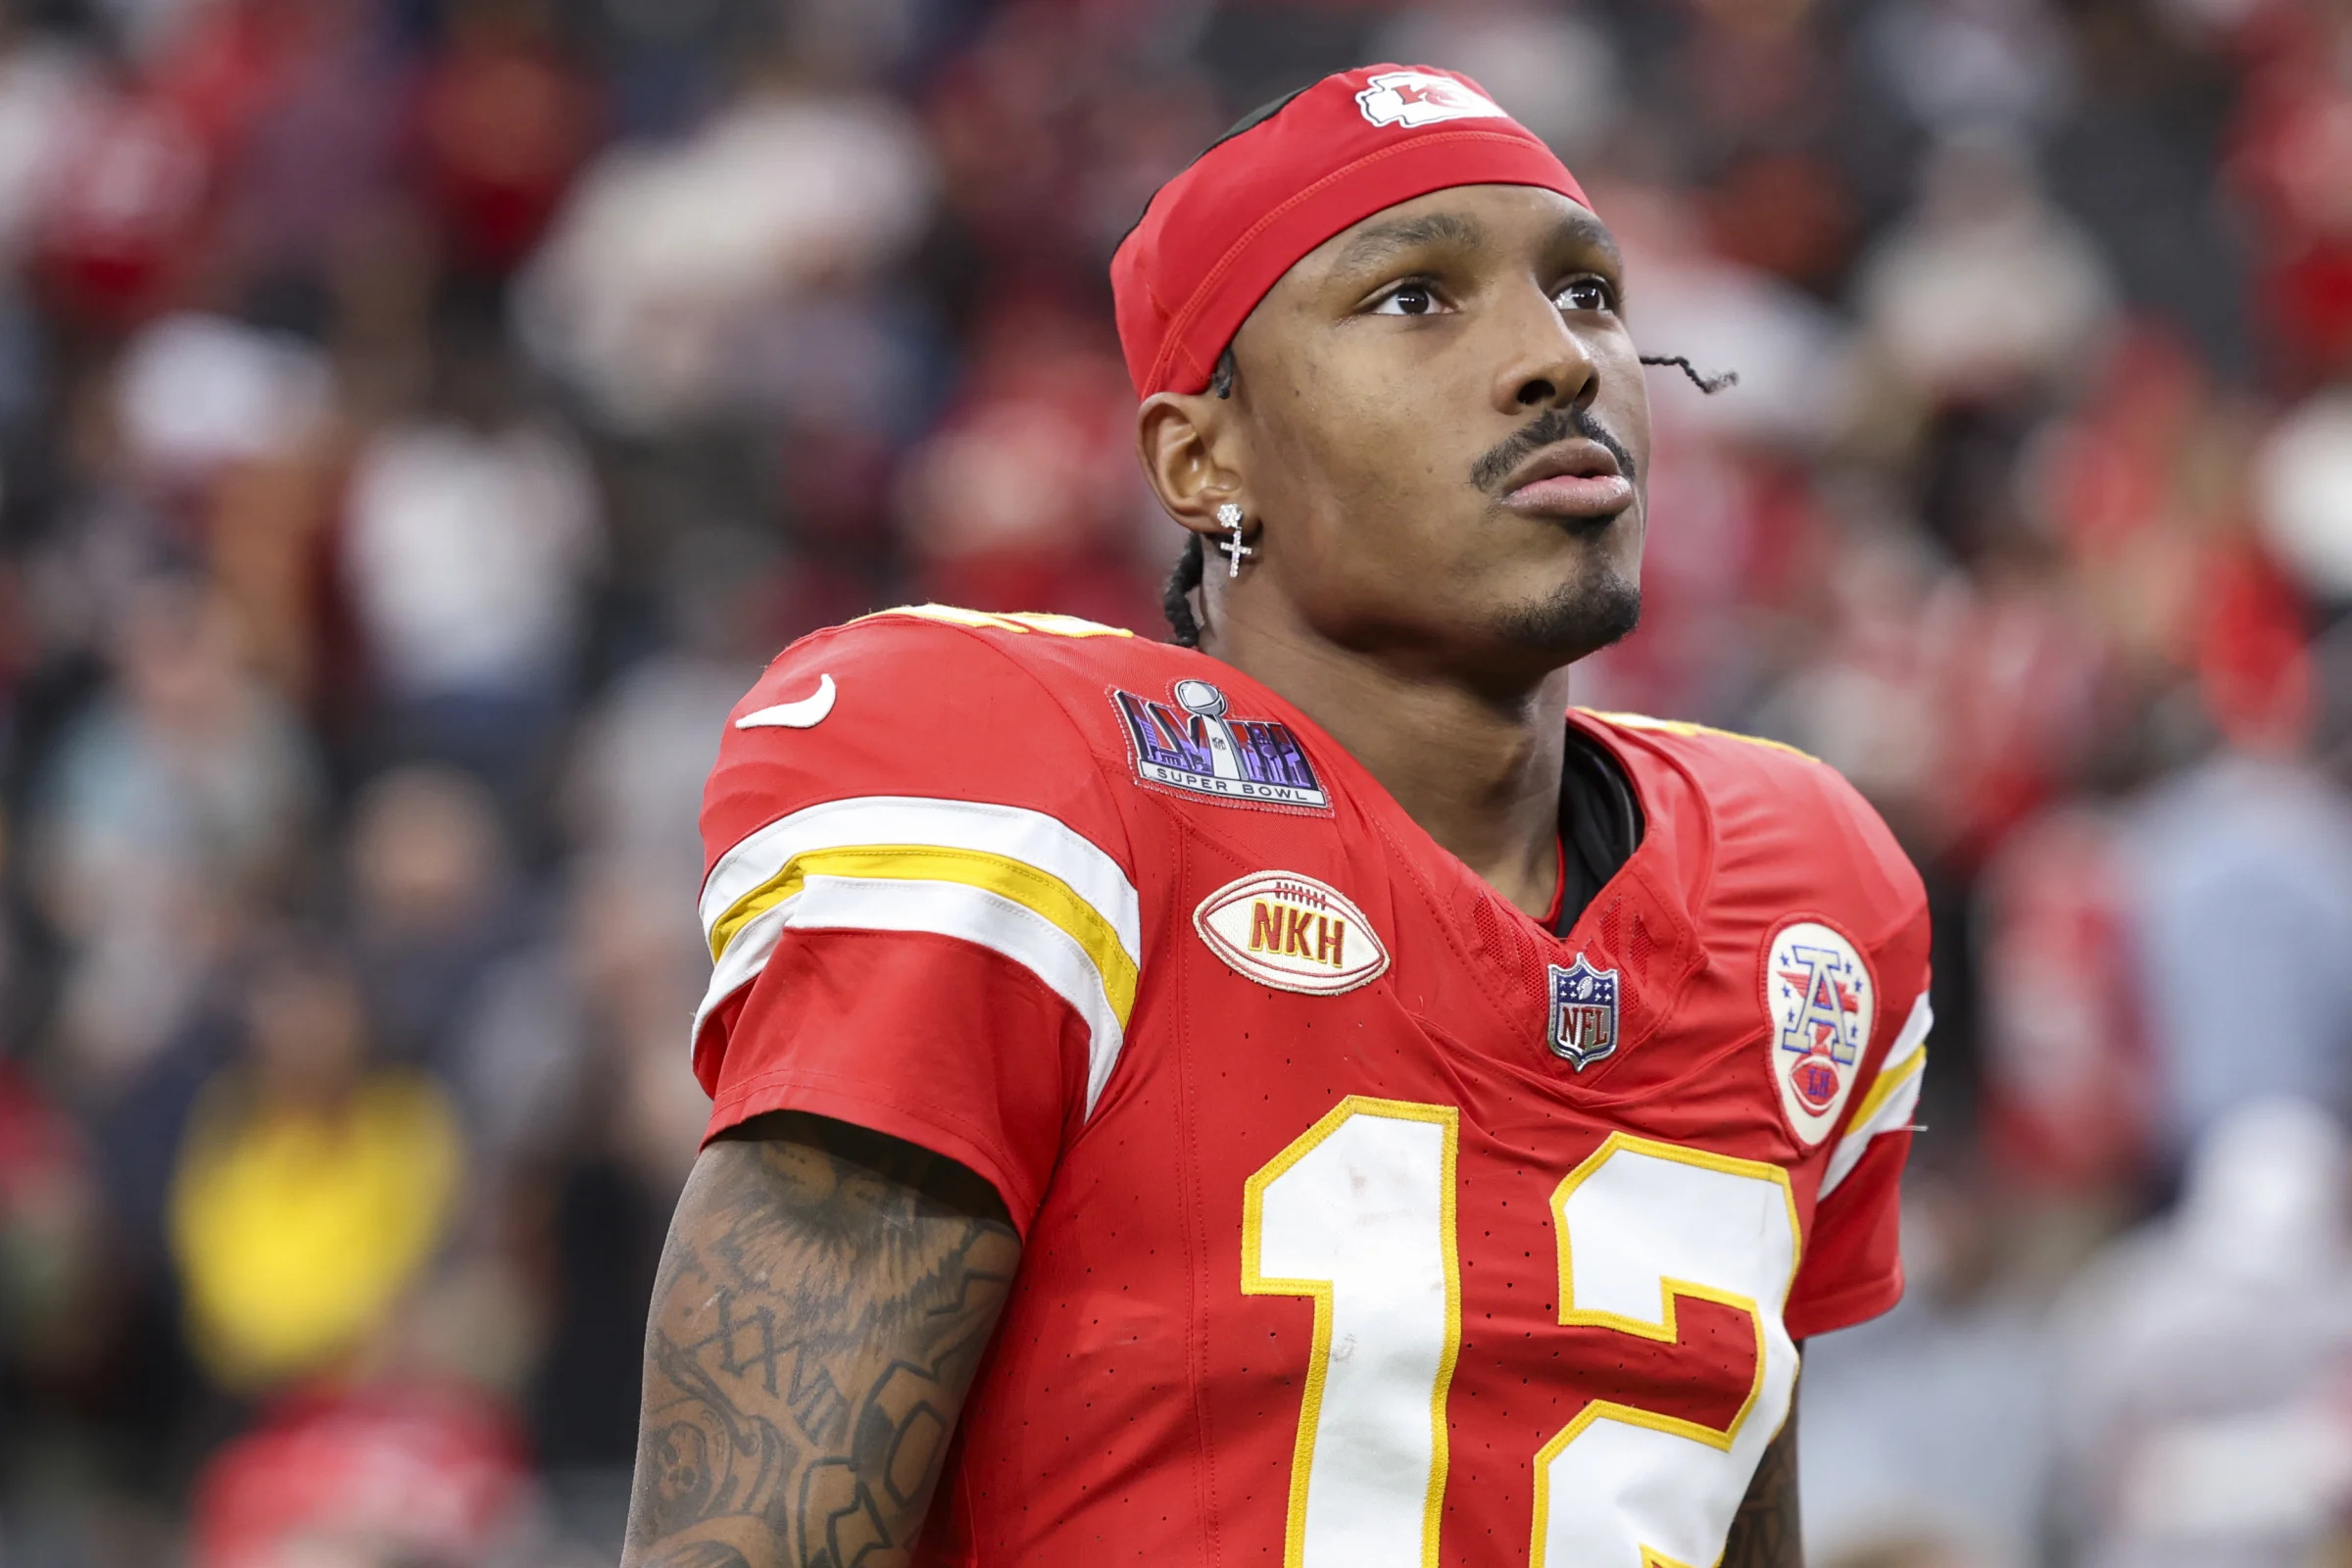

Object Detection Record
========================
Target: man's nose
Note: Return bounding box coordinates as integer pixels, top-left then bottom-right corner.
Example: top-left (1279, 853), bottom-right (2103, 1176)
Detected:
top-left (1492, 285), bottom-right (1598, 416)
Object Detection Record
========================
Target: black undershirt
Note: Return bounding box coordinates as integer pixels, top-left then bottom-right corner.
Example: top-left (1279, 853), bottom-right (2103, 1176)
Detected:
top-left (1553, 724), bottom-right (1643, 936)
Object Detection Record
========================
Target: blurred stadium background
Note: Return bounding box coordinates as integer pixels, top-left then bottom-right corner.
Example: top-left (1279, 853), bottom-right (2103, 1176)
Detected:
top-left (0, 0), bottom-right (2349, 1564)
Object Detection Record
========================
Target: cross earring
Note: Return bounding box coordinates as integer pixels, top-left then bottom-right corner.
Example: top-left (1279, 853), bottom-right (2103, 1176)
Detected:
top-left (1215, 502), bottom-right (1252, 578)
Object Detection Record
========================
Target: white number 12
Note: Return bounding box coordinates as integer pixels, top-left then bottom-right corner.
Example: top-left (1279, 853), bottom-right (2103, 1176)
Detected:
top-left (1244, 1098), bottom-right (1800, 1568)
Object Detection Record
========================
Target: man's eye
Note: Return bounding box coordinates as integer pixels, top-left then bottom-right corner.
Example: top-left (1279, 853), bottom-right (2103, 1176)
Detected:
top-left (1554, 277), bottom-right (1616, 314)
top-left (1370, 281), bottom-right (1442, 317)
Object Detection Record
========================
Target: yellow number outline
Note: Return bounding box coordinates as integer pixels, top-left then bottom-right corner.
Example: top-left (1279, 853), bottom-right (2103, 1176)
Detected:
top-left (1529, 1132), bottom-right (1801, 1568)
top-left (1241, 1096), bottom-right (1462, 1568)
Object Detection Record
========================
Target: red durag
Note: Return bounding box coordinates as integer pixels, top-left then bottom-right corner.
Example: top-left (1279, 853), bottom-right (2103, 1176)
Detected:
top-left (1110, 64), bottom-right (1592, 400)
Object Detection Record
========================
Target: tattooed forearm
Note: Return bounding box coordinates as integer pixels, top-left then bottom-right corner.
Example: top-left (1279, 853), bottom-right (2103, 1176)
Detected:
top-left (621, 1111), bottom-right (1020, 1568)
top-left (1723, 1370), bottom-right (1803, 1568)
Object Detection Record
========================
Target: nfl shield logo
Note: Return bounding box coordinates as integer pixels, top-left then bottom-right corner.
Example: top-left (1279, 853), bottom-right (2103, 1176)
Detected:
top-left (1547, 956), bottom-right (1620, 1070)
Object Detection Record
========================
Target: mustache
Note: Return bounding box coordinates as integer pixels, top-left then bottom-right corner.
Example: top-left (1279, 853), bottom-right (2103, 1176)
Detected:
top-left (1470, 406), bottom-right (1638, 494)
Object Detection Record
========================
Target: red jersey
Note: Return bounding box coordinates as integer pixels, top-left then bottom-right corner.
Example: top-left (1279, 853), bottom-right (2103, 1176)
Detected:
top-left (693, 606), bottom-right (1933, 1568)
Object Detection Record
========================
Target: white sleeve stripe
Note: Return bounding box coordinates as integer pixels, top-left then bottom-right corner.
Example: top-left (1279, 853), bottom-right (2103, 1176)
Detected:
top-left (1833, 993), bottom-right (1934, 1139)
top-left (1818, 1057), bottom-right (1925, 1200)
top-left (693, 874), bottom-right (1130, 1117)
top-left (702, 796), bottom-right (1140, 965)
top-left (1879, 991), bottom-right (1933, 1081)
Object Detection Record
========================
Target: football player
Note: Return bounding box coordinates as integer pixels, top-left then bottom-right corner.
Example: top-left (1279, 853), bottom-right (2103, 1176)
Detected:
top-left (624, 64), bottom-right (1931, 1568)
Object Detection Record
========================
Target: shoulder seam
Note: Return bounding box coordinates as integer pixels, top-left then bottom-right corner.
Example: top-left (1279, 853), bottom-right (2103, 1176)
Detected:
top-left (1575, 708), bottom-right (1823, 766)
top-left (905, 616), bottom-right (1147, 881)
top-left (1858, 888), bottom-right (1932, 964)
top-left (1580, 708), bottom-right (1925, 955)
top-left (853, 604), bottom-right (1135, 639)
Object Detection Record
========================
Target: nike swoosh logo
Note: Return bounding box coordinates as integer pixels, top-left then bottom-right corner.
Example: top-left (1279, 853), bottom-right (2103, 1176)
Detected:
top-left (736, 673), bottom-right (837, 730)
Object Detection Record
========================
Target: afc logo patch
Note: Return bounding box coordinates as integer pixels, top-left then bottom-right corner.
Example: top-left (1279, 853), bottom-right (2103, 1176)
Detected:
top-left (1354, 70), bottom-right (1510, 130)
top-left (1546, 955), bottom-right (1620, 1071)
top-left (1763, 920), bottom-right (1875, 1146)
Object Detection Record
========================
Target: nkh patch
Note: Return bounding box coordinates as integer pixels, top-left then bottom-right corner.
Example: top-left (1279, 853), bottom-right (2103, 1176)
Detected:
top-left (1112, 679), bottom-right (1330, 811)
top-left (1354, 69), bottom-right (1510, 129)
top-left (1763, 919), bottom-right (1875, 1146)
top-left (1546, 956), bottom-right (1620, 1070)
top-left (1194, 871), bottom-right (1387, 995)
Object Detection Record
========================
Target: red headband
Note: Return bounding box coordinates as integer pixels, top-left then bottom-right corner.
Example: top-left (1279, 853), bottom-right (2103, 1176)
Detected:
top-left (1110, 64), bottom-right (1592, 400)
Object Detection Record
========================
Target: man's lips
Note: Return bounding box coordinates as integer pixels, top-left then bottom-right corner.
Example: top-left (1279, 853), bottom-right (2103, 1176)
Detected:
top-left (1496, 440), bottom-right (1634, 517)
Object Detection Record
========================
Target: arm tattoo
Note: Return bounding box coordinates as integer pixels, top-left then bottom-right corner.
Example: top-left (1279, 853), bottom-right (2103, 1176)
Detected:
top-left (621, 1111), bottom-right (1020, 1568)
top-left (1723, 1365), bottom-right (1803, 1568)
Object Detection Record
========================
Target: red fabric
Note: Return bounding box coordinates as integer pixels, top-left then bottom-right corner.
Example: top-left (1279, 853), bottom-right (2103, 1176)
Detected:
top-left (1540, 833), bottom-right (1567, 928)
top-left (1109, 64), bottom-right (1590, 397)
top-left (1786, 1130), bottom-right (1910, 1341)
top-left (695, 613), bottom-right (1140, 1231)
top-left (691, 612), bottom-right (1930, 1561)
top-left (1780, 873), bottom-right (1934, 1339)
top-left (706, 928), bottom-right (1091, 1233)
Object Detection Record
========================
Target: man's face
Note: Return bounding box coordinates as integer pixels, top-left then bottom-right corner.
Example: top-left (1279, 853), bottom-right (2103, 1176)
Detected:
top-left (1221, 183), bottom-right (1650, 678)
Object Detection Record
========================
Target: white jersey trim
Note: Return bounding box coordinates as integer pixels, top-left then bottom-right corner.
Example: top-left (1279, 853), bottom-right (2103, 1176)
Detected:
top-left (1817, 992), bottom-right (1932, 1200)
top-left (701, 795), bottom-right (1141, 962)
top-left (695, 796), bottom-right (1141, 1118)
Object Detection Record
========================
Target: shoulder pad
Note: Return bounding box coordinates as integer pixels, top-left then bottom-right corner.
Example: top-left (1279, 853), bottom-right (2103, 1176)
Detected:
top-left (853, 604), bottom-right (1137, 641)
top-left (1584, 708), bottom-right (1924, 940)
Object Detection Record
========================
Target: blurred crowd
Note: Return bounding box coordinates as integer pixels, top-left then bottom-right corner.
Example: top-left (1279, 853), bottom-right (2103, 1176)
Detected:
top-left (0, 0), bottom-right (2347, 1564)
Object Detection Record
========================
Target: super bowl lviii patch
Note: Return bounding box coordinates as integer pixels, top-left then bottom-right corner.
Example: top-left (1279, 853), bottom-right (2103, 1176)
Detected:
top-left (1547, 955), bottom-right (1620, 1070)
top-left (1112, 679), bottom-right (1331, 811)
top-left (1194, 871), bottom-right (1386, 995)
top-left (1763, 919), bottom-right (1875, 1146)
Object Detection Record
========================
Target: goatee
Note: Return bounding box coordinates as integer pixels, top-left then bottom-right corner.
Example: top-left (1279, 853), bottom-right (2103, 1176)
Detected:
top-left (1495, 571), bottom-right (1642, 661)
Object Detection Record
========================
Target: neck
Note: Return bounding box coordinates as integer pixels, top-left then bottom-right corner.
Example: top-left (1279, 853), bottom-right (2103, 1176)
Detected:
top-left (1204, 611), bottom-right (1567, 920)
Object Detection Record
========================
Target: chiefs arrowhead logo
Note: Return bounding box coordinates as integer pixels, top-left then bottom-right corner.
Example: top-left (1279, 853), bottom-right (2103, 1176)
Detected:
top-left (1354, 70), bottom-right (1510, 130)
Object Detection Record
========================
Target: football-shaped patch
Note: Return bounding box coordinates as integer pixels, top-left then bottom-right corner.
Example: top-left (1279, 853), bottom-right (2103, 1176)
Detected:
top-left (1763, 919), bottom-right (1875, 1146)
top-left (1194, 872), bottom-right (1388, 996)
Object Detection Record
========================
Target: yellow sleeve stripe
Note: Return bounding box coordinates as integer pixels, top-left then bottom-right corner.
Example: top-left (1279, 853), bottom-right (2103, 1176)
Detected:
top-left (1818, 1061), bottom-right (1925, 1200)
top-left (702, 796), bottom-right (1141, 964)
top-left (694, 796), bottom-right (1144, 1115)
top-left (710, 844), bottom-right (1138, 1026)
top-left (1842, 1046), bottom-right (1926, 1141)
top-left (1818, 993), bottom-right (1933, 1200)
top-left (1842, 992), bottom-right (1934, 1136)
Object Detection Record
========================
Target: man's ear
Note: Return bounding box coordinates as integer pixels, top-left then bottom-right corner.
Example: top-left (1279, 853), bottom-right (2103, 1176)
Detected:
top-left (1137, 390), bottom-right (1246, 544)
